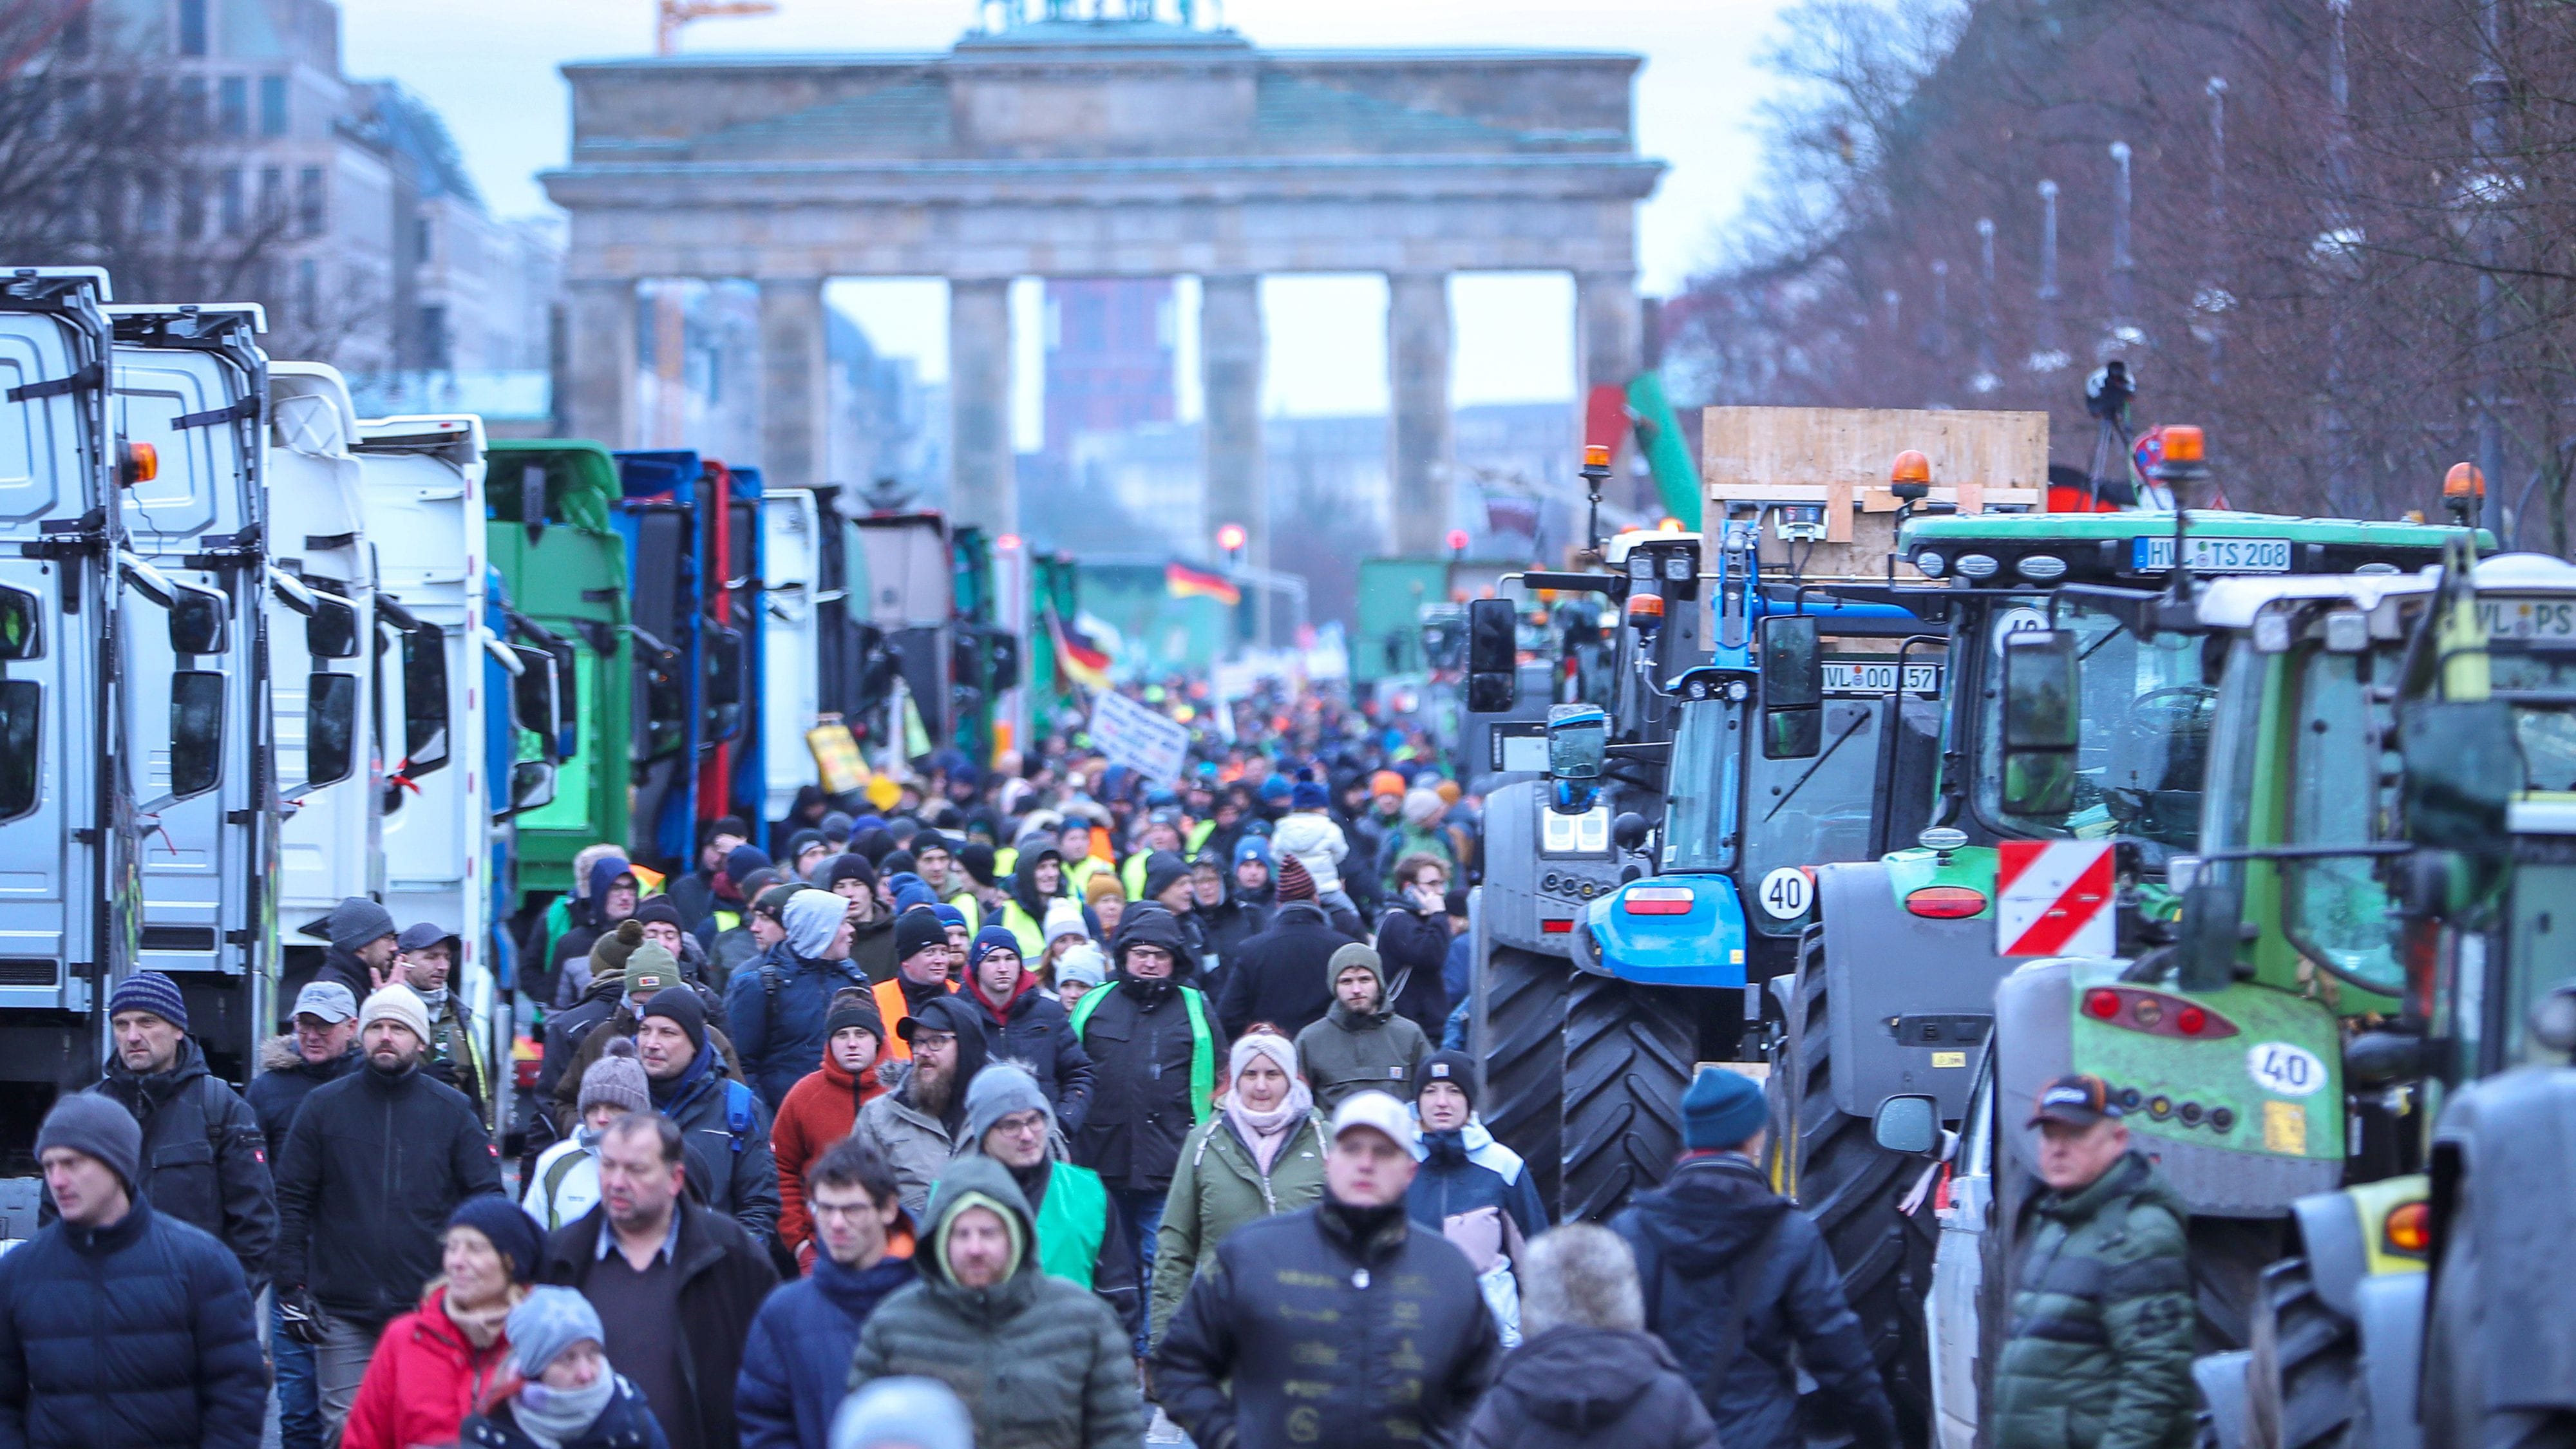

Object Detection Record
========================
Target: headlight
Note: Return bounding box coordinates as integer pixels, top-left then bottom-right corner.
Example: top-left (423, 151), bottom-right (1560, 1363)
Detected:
top-left (1954, 553), bottom-right (2000, 579)
top-left (1663, 554), bottom-right (1692, 582)
top-left (1915, 551), bottom-right (1947, 577)
top-left (1626, 553), bottom-right (1653, 580)
top-left (2014, 554), bottom-right (2068, 581)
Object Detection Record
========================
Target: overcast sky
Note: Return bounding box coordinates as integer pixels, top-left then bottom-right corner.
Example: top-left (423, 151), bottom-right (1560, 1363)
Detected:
top-left (343, 0), bottom-right (1795, 419)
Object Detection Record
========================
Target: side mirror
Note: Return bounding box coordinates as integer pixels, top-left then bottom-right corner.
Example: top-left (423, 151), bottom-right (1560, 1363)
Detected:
top-left (305, 595), bottom-right (359, 660)
top-left (509, 758), bottom-right (558, 813)
top-left (0, 585), bottom-right (39, 660)
top-left (1760, 615), bottom-right (1822, 760)
top-left (1613, 810), bottom-right (1650, 852)
top-left (1466, 598), bottom-right (1517, 714)
top-left (169, 670), bottom-right (225, 798)
top-left (305, 672), bottom-right (358, 788)
top-left (509, 647), bottom-right (561, 763)
top-left (0, 678), bottom-right (37, 822)
top-left (2000, 629), bottom-right (2079, 816)
top-left (1871, 1094), bottom-right (1941, 1156)
top-left (701, 627), bottom-right (746, 744)
top-left (1546, 703), bottom-right (1608, 783)
top-left (168, 583), bottom-right (228, 656)
top-left (2400, 700), bottom-right (2517, 851)
top-left (2173, 875), bottom-right (2246, 992)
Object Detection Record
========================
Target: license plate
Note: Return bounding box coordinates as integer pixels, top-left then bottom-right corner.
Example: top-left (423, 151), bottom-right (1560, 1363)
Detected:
top-left (2479, 597), bottom-right (2576, 641)
top-left (2132, 536), bottom-right (2292, 573)
top-left (1822, 661), bottom-right (1944, 695)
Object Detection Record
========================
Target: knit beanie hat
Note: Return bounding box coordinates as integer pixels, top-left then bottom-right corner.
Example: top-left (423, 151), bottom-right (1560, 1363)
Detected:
top-left (639, 987), bottom-right (708, 1054)
top-left (507, 1287), bottom-right (605, 1380)
top-left (724, 843), bottom-right (773, 889)
top-left (621, 942), bottom-right (679, 1002)
top-left (1291, 779), bottom-right (1329, 811)
top-left (782, 889), bottom-right (848, 961)
top-left (832, 1378), bottom-right (974, 1449)
top-left (1228, 1031), bottom-right (1298, 1087)
top-left (578, 1037), bottom-right (651, 1115)
top-left (1681, 1065), bottom-right (1768, 1151)
top-left (35, 1093), bottom-right (140, 1192)
top-left (1082, 871), bottom-right (1126, 907)
top-left (1054, 943), bottom-right (1107, 990)
top-left (359, 983), bottom-right (431, 1045)
top-left (933, 904), bottom-right (967, 933)
top-left (106, 971), bottom-right (188, 1032)
top-left (967, 925), bottom-right (1021, 971)
top-left (963, 1061), bottom-right (1050, 1145)
top-left (820, 810), bottom-right (855, 845)
top-left (1232, 836), bottom-right (1273, 871)
top-left (1141, 851), bottom-right (1192, 903)
top-left (878, 849), bottom-right (918, 880)
top-left (1041, 898), bottom-right (1090, 948)
top-left (825, 990), bottom-right (885, 1048)
top-left (1414, 1049), bottom-right (1478, 1113)
top-left (893, 907), bottom-right (947, 965)
top-left (588, 918), bottom-right (646, 985)
top-left (1370, 770), bottom-right (1406, 798)
top-left (1275, 854), bottom-right (1317, 902)
top-left (1258, 775), bottom-right (1293, 804)
top-left (1327, 942), bottom-right (1385, 997)
top-left (631, 899), bottom-right (685, 932)
top-left (958, 842), bottom-right (999, 888)
top-left (448, 1194), bottom-right (545, 1285)
top-left (1403, 788), bottom-right (1445, 827)
top-left (824, 852), bottom-right (878, 895)
top-left (322, 895), bottom-right (398, 952)
top-left (887, 873), bottom-right (937, 913)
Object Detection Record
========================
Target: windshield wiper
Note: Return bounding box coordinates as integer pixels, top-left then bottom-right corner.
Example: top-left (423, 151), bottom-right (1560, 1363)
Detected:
top-left (1765, 712), bottom-right (1871, 823)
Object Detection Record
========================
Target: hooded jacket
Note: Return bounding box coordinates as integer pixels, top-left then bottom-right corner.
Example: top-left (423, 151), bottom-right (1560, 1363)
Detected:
top-left (1611, 1153), bottom-right (1893, 1449)
top-left (1192, 860), bottom-right (1270, 983)
top-left (339, 1284), bottom-right (515, 1449)
top-left (86, 1036), bottom-right (276, 1289)
top-left (274, 1062), bottom-right (504, 1326)
top-left (736, 1245), bottom-right (915, 1449)
top-left (540, 1195), bottom-right (779, 1449)
top-left (552, 999), bottom-right (744, 1125)
top-left (1989, 1151), bottom-right (2195, 1449)
top-left (723, 934), bottom-right (874, 1110)
top-left (1461, 1325), bottom-right (1721, 1449)
top-left (1069, 909), bottom-right (1227, 1193)
top-left (770, 1039), bottom-right (886, 1262)
top-left (1148, 1110), bottom-right (1328, 1343)
top-left (648, 1038), bottom-right (781, 1244)
top-left (547, 854), bottom-right (641, 991)
top-left (1408, 1121), bottom-right (1547, 1251)
top-left (1269, 811), bottom-right (1349, 894)
top-left (1001, 847), bottom-right (1068, 958)
top-left (1372, 902), bottom-right (1454, 1037)
top-left (847, 1157), bottom-right (1142, 1449)
top-left (1153, 1192), bottom-right (1501, 1449)
top-left (1293, 952), bottom-right (1428, 1112)
top-left (961, 971), bottom-right (1096, 1135)
top-left (245, 1034), bottom-right (361, 1164)
top-left (851, 994), bottom-right (989, 1217)
top-left (1215, 900), bottom-right (1351, 1040)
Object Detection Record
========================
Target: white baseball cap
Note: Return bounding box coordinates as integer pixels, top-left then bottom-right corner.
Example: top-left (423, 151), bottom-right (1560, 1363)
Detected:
top-left (1328, 1090), bottom-right (1418, 1153)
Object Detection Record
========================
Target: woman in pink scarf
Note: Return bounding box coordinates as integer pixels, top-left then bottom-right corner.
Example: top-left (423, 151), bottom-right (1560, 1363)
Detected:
top-left (1148, 1029), bottom-right (1327, 1345)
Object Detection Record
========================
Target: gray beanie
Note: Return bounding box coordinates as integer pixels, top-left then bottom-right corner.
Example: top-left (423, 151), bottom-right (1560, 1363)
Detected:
top-left (832, 1377), bottom-right (973, 1449)
top-left (579, 1037), bottom-right (651, 1116)
top-left (507, 1286), bottom-right (605, 1379)
top-left (1054, 942), bottom-right (1106, 990)
top-left (326, 896), bottom-right (397, 952)
top-left (37, 1094), bottom-right (141, 1193)
top-left (963, 1061), bottom-right (1050, 1146)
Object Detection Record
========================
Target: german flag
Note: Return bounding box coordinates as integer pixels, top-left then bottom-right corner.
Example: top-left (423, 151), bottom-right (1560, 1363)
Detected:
top-left (1166, 560), bottom-right (1242, 607)
top-left (1048, 611), bottom-right (1113, 692)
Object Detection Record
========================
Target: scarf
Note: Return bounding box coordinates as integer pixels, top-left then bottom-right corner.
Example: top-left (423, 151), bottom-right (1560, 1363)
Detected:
top-left (512, 1372), bottom-right (617, 1449)
top-left (1220, 1032), bottom-right (1309, 1174)
top-left (416, 987), bottom-right (450, 1013)
top-left (443, 1286), bottom-right (521, 1350)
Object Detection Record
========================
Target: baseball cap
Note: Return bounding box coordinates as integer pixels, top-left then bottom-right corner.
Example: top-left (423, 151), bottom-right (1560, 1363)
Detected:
top-left (291, 980), bottom-right (358, 1024)
top-left (2027, 1072), bottom-right (2121, 1129)
top-left (1328, 1090), bottom-right (1419, 1153)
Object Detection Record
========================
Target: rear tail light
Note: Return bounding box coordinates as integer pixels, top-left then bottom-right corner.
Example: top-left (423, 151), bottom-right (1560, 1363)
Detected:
top-left (2081, 987), bottom-right (2241, 1038)
top-left (2385, 1200), bottom-right (2431, 1257)
top-left (1905, 886), bottom-right (1987, 919)
top-left (1622, 887), bottom-right (1694, 916)
top-left (2085, 988), bottom-right (2122, 1019)
top-left (2176, 1005), bottom-right (2208, 1036)
top-left (1540, 919), bottom-right (1573, 934)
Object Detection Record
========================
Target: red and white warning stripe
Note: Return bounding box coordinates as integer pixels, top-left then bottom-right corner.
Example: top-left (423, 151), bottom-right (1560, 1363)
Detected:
top-left (1996, 840), bottom-right (2116, 957)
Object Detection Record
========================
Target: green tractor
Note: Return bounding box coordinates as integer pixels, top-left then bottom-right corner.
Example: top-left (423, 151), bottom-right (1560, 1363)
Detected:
top-left (1776, 500), bottom-right (2480, 1439)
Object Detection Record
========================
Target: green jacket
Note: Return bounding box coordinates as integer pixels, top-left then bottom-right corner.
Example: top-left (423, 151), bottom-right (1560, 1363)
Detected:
top-left (1294, 1001), bottom-right (1428, 1112)
top-left (1148, 1110), bottom-right (1328, 1344)
top-left (1990, 1151), bottom-right (2195, 1449)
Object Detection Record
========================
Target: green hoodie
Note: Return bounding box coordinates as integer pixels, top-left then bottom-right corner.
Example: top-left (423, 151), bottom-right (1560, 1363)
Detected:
top-left (1989, 1150), bottom-right (2195, 1449)
top-left (850, 1155), bottom-right (1144, 1449)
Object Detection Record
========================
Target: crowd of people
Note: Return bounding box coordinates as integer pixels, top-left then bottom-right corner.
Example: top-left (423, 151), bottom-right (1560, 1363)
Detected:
top-left (0, 693), bottom-right (2204, 1449)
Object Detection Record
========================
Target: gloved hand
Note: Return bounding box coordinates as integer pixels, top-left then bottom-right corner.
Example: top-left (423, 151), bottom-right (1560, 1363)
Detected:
top-left (277, 1287), bottom-right (327, 1347)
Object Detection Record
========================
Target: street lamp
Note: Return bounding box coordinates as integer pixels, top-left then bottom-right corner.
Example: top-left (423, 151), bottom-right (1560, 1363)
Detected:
top-left (1446, 528), bottom-right (1469, 560)
top-left (1215, 522), bottom-right (1246, 565)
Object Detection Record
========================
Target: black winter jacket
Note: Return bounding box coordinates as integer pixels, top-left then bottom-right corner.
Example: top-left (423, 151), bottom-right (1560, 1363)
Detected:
top-left (649, 1047), bottom-right (781, 1245)
top-left (1153, 1195), bottom-right (1500, 1449)
top-left (721, 942), bottom-right (873, 1109)
top-left (461, 1376), bottom-right (668, 1449)
top-left (1196, 891), bottom-right (1270, 985)
top-left (1611, 1153), bottom-right (1895, 1449)
top-left (244, 1037), bottom-right (360, 1164)
top-left (1070, 911), bottom-right (1227, 1193)
top-left (1461, 1325), bottom-right (1721, 1449)
top-left (541, 1198), bottom-right (779, 1449)
top-left (84, 1039), bottom-right (275, 1290)
top-left (960, 980), bottom-right (1096, 1135)
top-left (1372, 905), bottom-right (1454, 1037)
top-left (0, 1198), bottom-right (267, 1449)
top-left (1215, 901), bottom-right (1345, 1039)
top-left (272, 1061), bottom-right (504, 1325)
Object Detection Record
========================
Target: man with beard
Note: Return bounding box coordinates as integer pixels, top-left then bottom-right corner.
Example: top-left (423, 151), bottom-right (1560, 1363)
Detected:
top-left (393, 922), bottom-right (486, 1120)
top-left (853, 991), bottom-right (989, 1217)
top-left (273, 984), bottom-right (503, 1444)
top-left (303, 895), bottom-right (399, 1003)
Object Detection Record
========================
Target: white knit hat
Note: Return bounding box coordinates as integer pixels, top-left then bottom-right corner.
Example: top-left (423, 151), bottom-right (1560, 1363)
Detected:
top-left (358, 982), bottom-right (431, 1045)
top-left (1042, 898), bottom-right (1090, 949)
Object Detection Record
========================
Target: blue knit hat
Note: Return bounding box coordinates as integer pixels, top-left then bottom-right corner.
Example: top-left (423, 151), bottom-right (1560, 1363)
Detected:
top-left (106, 971), bottom-right (187, 1032)
top-left (1232, 835), bottom-right (1273, 869)
top-left (1291, 780), bottom-right (1329, 811)
top-left (449, 1194), bottom-right (545, 1285)
top-left (1681, 1065), bottom-right (1767, 1151)
top-left (967, 925), bottom-right (1022, 971)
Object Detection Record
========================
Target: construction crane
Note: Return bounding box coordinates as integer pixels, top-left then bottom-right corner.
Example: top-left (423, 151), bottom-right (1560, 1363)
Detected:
top-left (658, 0), bottom-right (779, 55)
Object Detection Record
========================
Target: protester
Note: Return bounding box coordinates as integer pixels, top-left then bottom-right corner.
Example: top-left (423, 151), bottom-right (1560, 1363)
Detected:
top-left (1408, 1049), bottom-right (1546, 1346)
top-left (634, 987), bottom-right (780, 1244)
top-left (538, 918), bottom-right (650, 1115)
top-left (739, 1139), bottom-right (916, 1449)
top-left (82, 970), bottom-right (274, 1289)
top-left (274, 982), bottom-right (505, 1443)
top-left (541, 1112), bottom-right (777, 1449)
top-left (770, 992), bottom-right (887, 1268)
top-left (958, 925), bottom-right (1095, 1131)
top-left (848, 1155), bottom-right (1144, 1449)
top-left (727, 887), bottom-right (873, 1108)
top-left (669, 817), bottom-right (753, 934)
top-left (1378, 788), bottom-right (1459, 891)
top-left (706, 853), bottom-right (784, 980)
top-left (524, 1037), bottom-right (651, 1232)
top-left (459, 1287), bottom-right (669, 1449)
top-left (1461, 1224), bottom-right (1721, 1449)
top-left (1148, 1030), bottom-right (1324, 1345)
top-left (248, 980), bottom-right (364, 1449)
top-left (1372, 853), bottom-right (1455, 1035)
top-left (853, 992), bottom-right (989, 1217)
top-left (1153, 1091), bottom-right (1499, 1449)
top-left (829, 1379), bottom-right (971, 1449)
top-left (0, 1096), bottom-right (265, 1449)
top-left (1217, 865), bottom-right (1354, 1039)
top-left (1039, 898), bottom-right (1090, 983)
top-left (1068, 907), bottom-right (1226, 1330)
top-left (998, 840), bottom-right (1070, 957)
top-left (634, 901), bottom-right (733, 1019)
top-left (1613, 1066), bottom-right (1893, 1449)
top-left (949, 1063), bottom-right (1139, 1341)
top-left (341, 1197), bottom-right (544, 1449)
top-left (1053, 942), bottom-right (1108, 1012)
top-left (822, 853), bottom-right (899, 983)
top-left (1294, 943), bottom-right (1429, 1111)
top-left (551, 858), bottom-right (645, 1003)
top-left (308, 894), bottom-right (401, 1001)
top-left (553, 945), bottom-right (744, 1126)
top-left (869, 907), bottom-right (957, 1061)
top-left (396, 922), bottom-right (489, 1117)
top-left (1990, 1074), bottom-right (2195, 1449)
top-left (1271, 775), bottom-right (1357, 916)
top-left (1194, 845), bottom-right (1269, 980)
top-left (1081, 871), bottom-right (1126, 942)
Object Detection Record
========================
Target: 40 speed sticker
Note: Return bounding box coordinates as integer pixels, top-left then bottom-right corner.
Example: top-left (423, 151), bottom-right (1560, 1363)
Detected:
top-left (1757, 867), bottom-right (1814, 920)
top-left (2247, 1041), bottom-right (2327, 1097)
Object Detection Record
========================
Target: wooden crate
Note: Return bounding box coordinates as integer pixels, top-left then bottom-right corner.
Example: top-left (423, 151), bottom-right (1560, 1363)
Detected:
top-left (1703, 406), bottom-right (2050, 577)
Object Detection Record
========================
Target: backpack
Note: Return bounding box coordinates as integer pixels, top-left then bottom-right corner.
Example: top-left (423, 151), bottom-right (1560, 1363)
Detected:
top-left (720, 1079), bottom-right (759, 1155)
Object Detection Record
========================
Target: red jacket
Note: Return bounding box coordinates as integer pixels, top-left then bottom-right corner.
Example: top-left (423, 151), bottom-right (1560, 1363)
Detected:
top-left (341, 1285), bottom-right (515, 1449)
top-left (773, 1044), bottom-right (886, 1267)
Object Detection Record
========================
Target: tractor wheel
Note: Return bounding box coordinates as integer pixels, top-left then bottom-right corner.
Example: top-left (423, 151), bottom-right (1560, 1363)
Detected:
top-left (1479, 944), bottom-right (1568, 1213)
top-left (1559, 973), bottom-right (1693, 1222)
top-left (1766, 933), bottom-right (1937, 1444)
top-left (2245, 1257), bottom-right (2356, 1449)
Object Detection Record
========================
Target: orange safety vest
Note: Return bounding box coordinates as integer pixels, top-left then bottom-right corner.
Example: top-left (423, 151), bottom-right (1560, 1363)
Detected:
top-left (873, 976), bottom-right (958, 1060)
